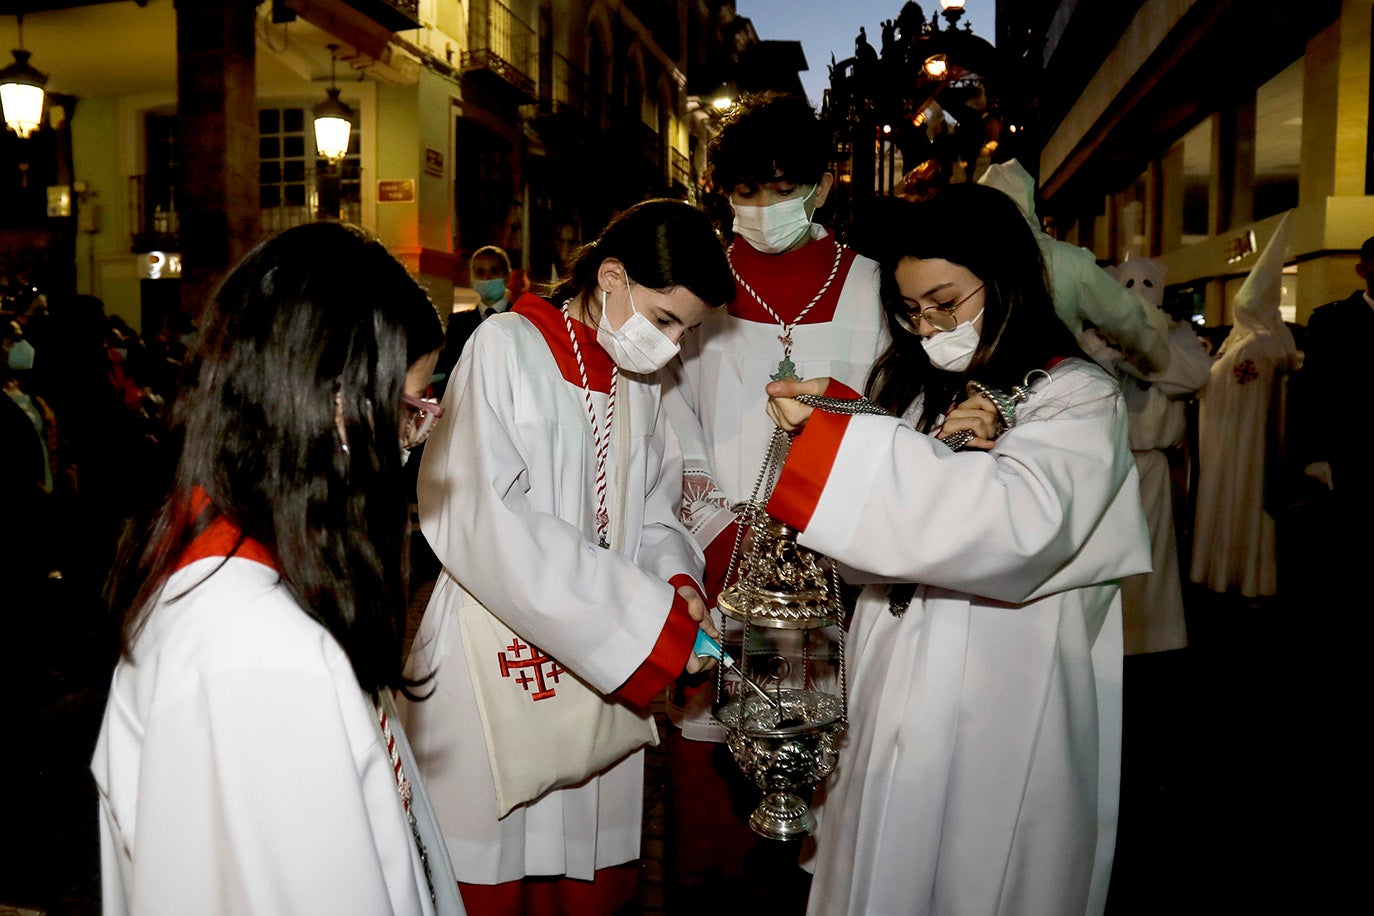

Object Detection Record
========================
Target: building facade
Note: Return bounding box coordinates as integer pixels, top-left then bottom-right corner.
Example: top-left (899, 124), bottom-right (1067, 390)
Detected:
top-left (1, 0), bottom-right (762, 333)
top-left (1000, 0), bottom-right (1374, 326)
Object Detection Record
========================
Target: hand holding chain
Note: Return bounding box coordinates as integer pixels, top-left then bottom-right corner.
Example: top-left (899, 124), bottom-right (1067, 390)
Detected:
top-left (940, 368), bottom-right (1053, 452)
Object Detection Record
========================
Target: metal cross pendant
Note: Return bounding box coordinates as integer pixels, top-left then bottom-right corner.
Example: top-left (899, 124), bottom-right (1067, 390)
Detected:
top-left (771, 356), bottom-right (798, 381)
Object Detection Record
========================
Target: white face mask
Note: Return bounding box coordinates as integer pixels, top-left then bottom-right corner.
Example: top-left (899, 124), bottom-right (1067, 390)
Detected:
top-left (731, 185), bottom-right (817, 254)
top-left (920, 308), bottom-right (984, 373)
top-left (596, 274), bottom-right (680, 373)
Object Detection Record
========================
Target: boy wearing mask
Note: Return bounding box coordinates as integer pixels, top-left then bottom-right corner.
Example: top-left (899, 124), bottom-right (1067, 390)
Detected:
top-left (662, 91), bottom-right (887, 895)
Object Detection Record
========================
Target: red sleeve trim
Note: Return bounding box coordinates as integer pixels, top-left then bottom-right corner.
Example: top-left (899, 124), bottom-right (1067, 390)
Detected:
top-left (669, 573), bottom-right (704, 602)
top-left (614, 591), bottom-right (698, 708)
top-left (765, 378), bottom-right (858, 532)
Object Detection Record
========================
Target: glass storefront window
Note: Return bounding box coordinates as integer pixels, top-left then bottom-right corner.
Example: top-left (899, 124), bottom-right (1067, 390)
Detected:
top-left (1180, 117), bottom-right (1211, 243)
top-left (1254, 58), bottom-right (1302, 220)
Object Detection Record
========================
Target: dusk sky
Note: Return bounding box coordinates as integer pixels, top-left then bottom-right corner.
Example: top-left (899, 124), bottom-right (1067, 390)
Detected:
top-left (737, 0), bottom-right (998, 107)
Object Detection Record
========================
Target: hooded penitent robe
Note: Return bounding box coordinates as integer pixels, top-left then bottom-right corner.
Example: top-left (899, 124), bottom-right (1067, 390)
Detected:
top-left (1189, 214), bottom-right (1301, 597)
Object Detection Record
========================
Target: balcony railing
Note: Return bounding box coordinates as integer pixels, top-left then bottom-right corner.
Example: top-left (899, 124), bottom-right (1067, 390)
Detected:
top-left (342, 0), bottom-right (421, 33)
top-left (131, 170), bottom-right (361, 252)
top-left (670, 148), bottom-right (693, 196)
top-left (261, 166), bottom-right (363, 233)
top-left (129, 175), bottom-right (180, 253)
top-left (463, 0), bottom-right (536, 98)
top-left (550, 53), bottom-right (587, 117)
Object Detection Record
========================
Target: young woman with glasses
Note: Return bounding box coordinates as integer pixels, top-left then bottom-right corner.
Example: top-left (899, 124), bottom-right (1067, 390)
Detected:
top-left (92, 222), bottom-right (462, 914)
top-left (764, 183), bottom-right (1151, 915)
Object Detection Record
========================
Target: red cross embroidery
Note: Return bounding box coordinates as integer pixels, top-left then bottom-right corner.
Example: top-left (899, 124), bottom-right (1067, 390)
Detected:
top-left (498, 638), bottom-right (562, 701)
top-left (1233, 359), bottom-right (1259, 385)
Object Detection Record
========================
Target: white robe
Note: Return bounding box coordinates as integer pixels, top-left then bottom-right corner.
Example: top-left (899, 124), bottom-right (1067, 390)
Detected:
top-left (1190, 212), bottom-right (1299, 598)
top-left (92, 554), bottom-right (459, 916)
top-left (1084, 321), bottom-right (1212, 653)
top-left (1189, 326), bottom-right (1299, 597)
top-left (662, 227), bottom-right (888, 739)
top-left (401, 298), bottom-right (703, 884)
top-left (765, 359), bottom-right (1150, 916)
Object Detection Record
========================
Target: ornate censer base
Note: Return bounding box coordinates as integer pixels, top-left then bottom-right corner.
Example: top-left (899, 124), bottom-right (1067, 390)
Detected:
top-left (717, 688), bottom-right (845, 840)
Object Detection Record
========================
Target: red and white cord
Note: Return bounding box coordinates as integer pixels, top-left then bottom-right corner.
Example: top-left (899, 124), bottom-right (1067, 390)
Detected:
top-left (728, 239), bottom-right (843, 355)
top-left (562, 300), bottom-right (616, 548)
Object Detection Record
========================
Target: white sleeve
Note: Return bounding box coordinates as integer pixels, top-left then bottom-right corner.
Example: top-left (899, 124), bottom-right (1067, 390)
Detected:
top-left (129, 670), bottom-right (403, 915)
top-left (635, 389), bottom-right (707, 588)
top-left (1148, 322), bottom-right (1213, 399)
top-left (661, 356), bottom-right (735, 552)
top-left (1052, 242), bottom-right (1172, 374)
top-left (418, 322), bottom-right (683, 693)
top-left (771, 364), bottom-right (1151, 604)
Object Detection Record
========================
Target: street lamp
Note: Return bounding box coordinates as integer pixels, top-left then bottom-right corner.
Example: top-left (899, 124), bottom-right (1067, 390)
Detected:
top-left (709, 82), bottom-right (737, 113)
top-left (313, 44), bottom-right (353, 164)
top-left (0, 14), bottom-right (47, 139)
top-left (940, 0), bottom-right (967, 28)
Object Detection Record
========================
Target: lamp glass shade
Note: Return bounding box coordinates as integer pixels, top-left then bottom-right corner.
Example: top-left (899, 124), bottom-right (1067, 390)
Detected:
top-left (313, 87), bottom-right (353, 162)
top-left (0, 49), bottom-right (47, 138)
top-left (940, 0), bottom-right (967, 10)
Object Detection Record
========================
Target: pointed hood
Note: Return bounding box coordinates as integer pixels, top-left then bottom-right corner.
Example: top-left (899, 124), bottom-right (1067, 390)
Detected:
top-left (1233, 213), bottom-right (1291, 335)
top-left (1219, 212), bottom-right (1299, 366)
top-left (976, 159), bottom-right (1040, 232)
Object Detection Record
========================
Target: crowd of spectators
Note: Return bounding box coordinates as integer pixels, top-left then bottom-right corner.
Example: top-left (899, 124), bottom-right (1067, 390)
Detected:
top-left (1, 286), bottom-right (189, 693)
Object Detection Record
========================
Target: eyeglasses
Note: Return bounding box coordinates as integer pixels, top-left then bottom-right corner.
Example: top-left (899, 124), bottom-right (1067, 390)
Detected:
top-left (401, 392), bottom-right (444, 446)
top-left (894, 283), bottom-right (985, 335)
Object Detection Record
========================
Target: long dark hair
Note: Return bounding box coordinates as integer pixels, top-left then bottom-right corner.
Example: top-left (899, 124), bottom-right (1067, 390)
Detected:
top-left (551, 198), bottom-right (735, 313)
top-left (108, 222), bottom-right (444, 696)
top-left (866, 184), bottom-right (1081, 429)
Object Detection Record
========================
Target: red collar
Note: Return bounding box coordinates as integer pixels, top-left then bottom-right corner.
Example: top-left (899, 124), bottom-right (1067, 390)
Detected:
top-left (729, 233), bottom-right (856, 326)
top-left (512, 294), bottom-right (615, 392)
top-left (174, 492), bottom-right (274, 573)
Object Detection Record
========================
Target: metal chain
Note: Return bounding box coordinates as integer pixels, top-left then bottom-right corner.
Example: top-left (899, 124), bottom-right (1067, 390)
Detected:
top-left (794, 393), bottom-right (892, 417)
top-left (831, 564), bottom-right (848, 726)
top-left (717, 425), bottom-right (794, 705)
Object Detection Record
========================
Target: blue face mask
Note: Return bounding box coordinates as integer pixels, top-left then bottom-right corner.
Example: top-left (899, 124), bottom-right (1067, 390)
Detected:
top-left (474, 278), bottom-right (508, 304)
top-left (7, 338), bottom-right (35, 371)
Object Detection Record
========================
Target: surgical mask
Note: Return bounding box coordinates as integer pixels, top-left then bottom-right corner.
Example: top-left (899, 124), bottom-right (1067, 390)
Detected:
top-left (731, 185), bottom-right (817, 254)
top-left (474, 278), bottom-right (507, 304)
top-left (7, 338), bottom-right (34, 371)
top-left (920, 308), bottom-right (984, 373)
top-left (596, 275), bottom-right (680, 373)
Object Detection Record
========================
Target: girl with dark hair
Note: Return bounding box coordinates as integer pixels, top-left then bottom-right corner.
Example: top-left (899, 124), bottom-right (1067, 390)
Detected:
top-left (400, 198), bottom-right (733, 914)
top-left (764, 184), bottom-right (1151, 915)
top-left (91, 222), bottom-right (463, 915)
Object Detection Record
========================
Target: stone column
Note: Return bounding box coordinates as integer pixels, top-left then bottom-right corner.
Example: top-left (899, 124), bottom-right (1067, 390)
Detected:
top-left (174, 0), bottom-right (259, 319)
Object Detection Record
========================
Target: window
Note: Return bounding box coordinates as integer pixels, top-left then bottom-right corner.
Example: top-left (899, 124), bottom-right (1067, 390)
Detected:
top-left (259, 105), bottom-right (361, 227)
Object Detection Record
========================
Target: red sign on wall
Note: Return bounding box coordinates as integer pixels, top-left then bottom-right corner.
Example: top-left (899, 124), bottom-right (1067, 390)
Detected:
top-left (377, 179), bottom-right (415, 202)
